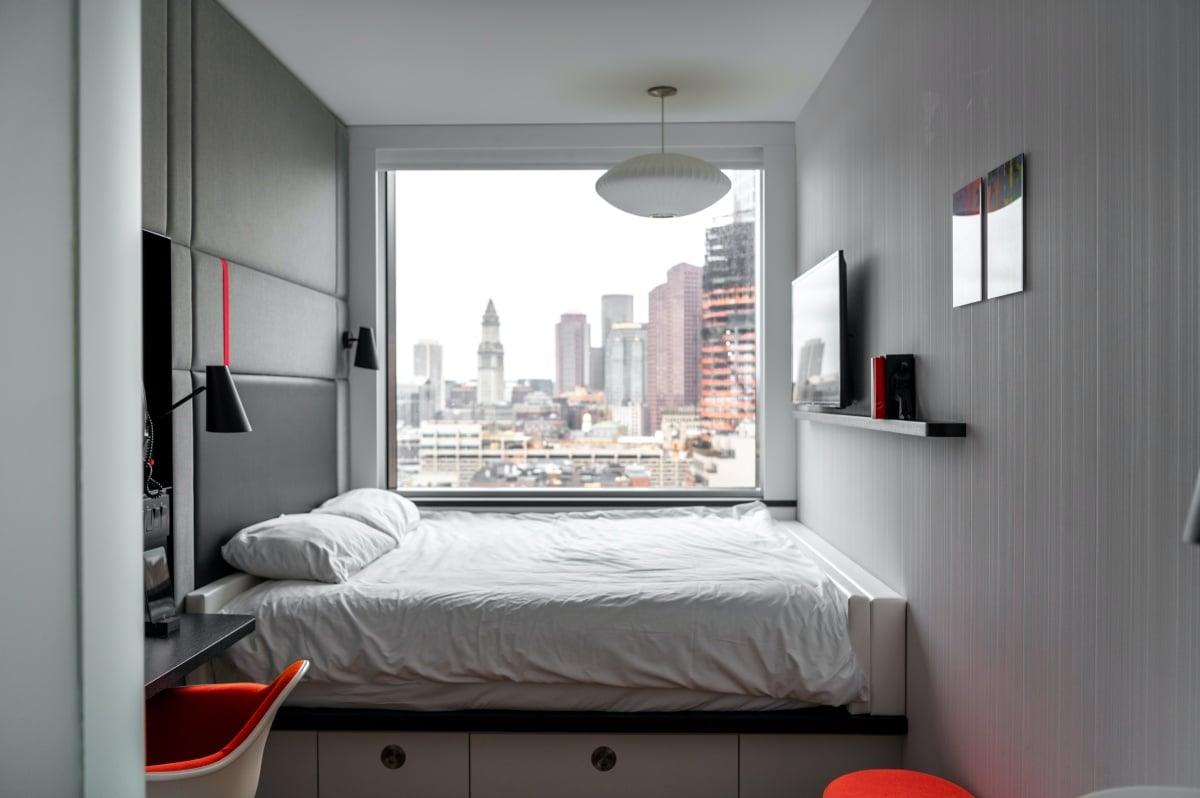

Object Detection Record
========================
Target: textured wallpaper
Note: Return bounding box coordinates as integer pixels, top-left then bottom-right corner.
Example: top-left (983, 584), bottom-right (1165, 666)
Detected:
top-left (795, 1), bottom-right (1200, 795)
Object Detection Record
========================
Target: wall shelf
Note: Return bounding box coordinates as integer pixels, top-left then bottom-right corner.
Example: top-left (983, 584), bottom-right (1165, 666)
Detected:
top-left (793, 410), bottom-right (966, 438)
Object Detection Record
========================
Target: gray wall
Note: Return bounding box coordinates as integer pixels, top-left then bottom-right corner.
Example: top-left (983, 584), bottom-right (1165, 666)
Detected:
top-left (795, 1), bottom-right (1200, 795)
top-left (143, 0), bottom-right (348, 596)
top-left (1, 1), bottom-right (144, 795)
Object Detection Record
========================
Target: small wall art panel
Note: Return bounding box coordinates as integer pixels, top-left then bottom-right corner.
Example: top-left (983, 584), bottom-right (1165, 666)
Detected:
top-left (985, 154), bottom-right (1025, 299)
top-left (951, 177), bottom-right (984, 307)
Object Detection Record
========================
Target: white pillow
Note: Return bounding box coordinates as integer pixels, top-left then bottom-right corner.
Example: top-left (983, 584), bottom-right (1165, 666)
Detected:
top-left (221, 513), bottom-right (396, 583)
top-left (313, 489), bottom-right (420, 542)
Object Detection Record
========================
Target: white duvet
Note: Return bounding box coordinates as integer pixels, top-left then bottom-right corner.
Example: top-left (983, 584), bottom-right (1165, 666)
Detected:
top-left (219, 503), bottom-right (866, 708)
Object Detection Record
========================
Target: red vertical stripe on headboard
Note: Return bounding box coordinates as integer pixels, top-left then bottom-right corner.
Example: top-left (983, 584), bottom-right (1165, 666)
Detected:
top-left (221, 259), bottom-right (230, 366)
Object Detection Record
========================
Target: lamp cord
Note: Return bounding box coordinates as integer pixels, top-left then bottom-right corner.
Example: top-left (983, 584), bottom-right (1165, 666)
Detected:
top-left (144, 412), bottom-right (163, 496)
top-left (660, 94), bottom-right (665, 154)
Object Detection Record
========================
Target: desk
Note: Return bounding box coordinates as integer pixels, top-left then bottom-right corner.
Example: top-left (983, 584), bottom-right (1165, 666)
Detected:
top-left (144, 613), bottom-right (255, 698)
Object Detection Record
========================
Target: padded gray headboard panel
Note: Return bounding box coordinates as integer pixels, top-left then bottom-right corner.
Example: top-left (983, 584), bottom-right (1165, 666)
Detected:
top-left (141, 0), bottom-right (167, 233)
top-left (191, 0), bottom-right (338, 292)
top-left (192, 251), bottom-right (345, 379)
top-left (193, 373), bottom-right (338, 587)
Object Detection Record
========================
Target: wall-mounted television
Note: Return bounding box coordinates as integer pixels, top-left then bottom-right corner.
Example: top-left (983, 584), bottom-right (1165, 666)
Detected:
top-left (791, 250), bottom-right (849, 409)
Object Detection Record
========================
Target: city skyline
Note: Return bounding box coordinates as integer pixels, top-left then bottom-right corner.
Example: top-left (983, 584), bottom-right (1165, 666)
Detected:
top-left (399, 278), bottom-right (700, 393)
top-left (395, 171), bottom-right (760, 491)
top-left (393, 169), bottom-right (746, 382)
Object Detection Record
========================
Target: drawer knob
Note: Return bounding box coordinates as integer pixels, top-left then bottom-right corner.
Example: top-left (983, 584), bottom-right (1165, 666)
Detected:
top-left (380, 744), bottom-right (407, 770)
top-left (591, 746), bottom-right (617, 772)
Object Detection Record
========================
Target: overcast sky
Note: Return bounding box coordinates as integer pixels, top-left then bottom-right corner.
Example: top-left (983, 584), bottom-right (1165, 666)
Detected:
top-left (393, 170), bottom-right (745, 384)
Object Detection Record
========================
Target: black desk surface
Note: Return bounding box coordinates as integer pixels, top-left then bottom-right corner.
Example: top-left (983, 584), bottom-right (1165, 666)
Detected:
top-left (144, 613), bottom-right (255, 699)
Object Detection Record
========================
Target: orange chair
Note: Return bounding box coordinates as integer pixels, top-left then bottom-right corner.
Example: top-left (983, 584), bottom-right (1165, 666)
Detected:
top-left (145, 660), bottom-right (308, 798)
top-left (825, 769), bottom-right (974, 797)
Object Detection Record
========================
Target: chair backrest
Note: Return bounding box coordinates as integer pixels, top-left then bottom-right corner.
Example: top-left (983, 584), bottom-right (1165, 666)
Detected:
top-left (146, 660), bottom-right (309, 798)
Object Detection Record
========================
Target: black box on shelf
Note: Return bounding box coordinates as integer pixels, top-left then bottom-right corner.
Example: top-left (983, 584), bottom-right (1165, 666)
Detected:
top-left (883, 354), bottom-right (917, 420)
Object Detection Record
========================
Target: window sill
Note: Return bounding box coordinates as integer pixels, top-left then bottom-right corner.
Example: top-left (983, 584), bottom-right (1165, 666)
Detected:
top-left (396, 489), bottom-right (779, 511)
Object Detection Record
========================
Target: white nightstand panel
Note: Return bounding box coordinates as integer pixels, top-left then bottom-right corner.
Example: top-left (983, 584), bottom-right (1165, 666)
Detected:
top-left (470, 733), bottom-right (738, 798)
top-left (317, 731), bottom-right (469, 798)
top-left (739, 734), bottom-right (903, 798)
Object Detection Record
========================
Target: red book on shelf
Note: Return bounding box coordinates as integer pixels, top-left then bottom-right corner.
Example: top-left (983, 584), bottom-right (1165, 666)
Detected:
top-left (871, 356), bottom-right (887, 418)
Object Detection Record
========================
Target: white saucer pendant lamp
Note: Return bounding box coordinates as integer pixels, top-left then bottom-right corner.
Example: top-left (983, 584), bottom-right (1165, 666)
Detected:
top-left (596, 86), bottom-right (731, 219)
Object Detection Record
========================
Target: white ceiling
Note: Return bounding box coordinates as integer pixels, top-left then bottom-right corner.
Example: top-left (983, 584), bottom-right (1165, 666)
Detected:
top-left (218, 0), bottom-right (872, 126)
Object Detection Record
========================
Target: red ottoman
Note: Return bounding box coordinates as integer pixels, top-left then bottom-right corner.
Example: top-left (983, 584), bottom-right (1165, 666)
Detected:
top-left (824, 769), bottom-right (974, 797)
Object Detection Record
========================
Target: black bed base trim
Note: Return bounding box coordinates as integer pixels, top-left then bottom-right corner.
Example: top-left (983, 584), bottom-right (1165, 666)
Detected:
top-left (273, 707), bottom-right (907, 736)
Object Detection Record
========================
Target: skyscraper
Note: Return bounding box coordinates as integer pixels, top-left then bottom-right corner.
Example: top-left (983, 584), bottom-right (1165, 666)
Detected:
top-left (589, 346), bottom-right (605, 392)
top-left (476, 299), bottom-right (505, 404)
top-left (413, 339), bottom-right (443, 412)
top-left (555, 313), bottom-right (590, 395)
top-left (597, 295), bottom-right (633, 391)
top-left (699, 175), bottom-right (757, 434)
top-left (647, 262), bottom-right (702, 432)
top-left (605, 322), bottom-right (648, 406)
top-left (417, 379), bottom-right (438, 424)
top-left (601, 295), bottom-right (634, 347)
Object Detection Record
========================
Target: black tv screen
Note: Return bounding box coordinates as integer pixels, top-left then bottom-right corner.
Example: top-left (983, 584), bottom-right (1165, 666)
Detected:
top-left (791, 251), bottom-right (848, 408)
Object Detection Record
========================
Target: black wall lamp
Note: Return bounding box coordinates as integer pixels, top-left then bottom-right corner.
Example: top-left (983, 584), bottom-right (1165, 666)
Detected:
top-left (343, 326), bottom-right (379, 370)
top-left (163, 365), bottom-right (252, 433)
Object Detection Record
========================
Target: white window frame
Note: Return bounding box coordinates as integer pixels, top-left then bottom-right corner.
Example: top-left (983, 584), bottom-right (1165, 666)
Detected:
top-left (347, 123), bottom-right (796, 508)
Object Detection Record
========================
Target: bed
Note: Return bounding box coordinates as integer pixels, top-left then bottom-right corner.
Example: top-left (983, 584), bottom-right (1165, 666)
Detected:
top-left (186, 499), bottom-right (906, 797)
top-left (187, 501), bottom-right (904, 718)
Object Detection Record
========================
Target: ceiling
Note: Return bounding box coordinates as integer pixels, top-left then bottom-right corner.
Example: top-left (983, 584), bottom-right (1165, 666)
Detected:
top-left (218, 0), bottom-right (872, 126)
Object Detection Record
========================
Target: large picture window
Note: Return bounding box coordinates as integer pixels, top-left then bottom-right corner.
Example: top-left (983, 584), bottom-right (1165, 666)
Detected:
top-left (388, 168), bottom-right (761, 493)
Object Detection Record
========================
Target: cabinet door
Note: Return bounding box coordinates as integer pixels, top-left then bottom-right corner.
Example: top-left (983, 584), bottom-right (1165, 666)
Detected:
top-left (739, 734), bottom-right (903, 798)
top-left (317, 732), bottom-right (469, 798)
top-left (256, 731), bottom-right (318, 798)
top-left (470, 733), bottom-right (738, 798)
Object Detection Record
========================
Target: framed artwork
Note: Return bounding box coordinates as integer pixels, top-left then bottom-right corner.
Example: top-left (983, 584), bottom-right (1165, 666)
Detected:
top-left (986, 153), bottom-right (1025, 299)
top-left (952, 177), bottom-right (984, 307)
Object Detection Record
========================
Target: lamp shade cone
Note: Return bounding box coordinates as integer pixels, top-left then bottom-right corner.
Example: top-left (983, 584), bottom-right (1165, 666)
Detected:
top-left (595, 153), bottom-right (731, 218)
top-left (354, 326), bottom-right (379, 370)
top-left (204, 365), bottom-right (251, 433)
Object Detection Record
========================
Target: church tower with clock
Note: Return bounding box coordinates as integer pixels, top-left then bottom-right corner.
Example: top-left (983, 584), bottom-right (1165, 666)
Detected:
top-left (477, 299), bottom-right (505, 405)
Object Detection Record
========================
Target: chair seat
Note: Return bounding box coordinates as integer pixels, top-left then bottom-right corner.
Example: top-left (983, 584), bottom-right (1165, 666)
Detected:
top-left (825, 769), bottom-right (974, 797)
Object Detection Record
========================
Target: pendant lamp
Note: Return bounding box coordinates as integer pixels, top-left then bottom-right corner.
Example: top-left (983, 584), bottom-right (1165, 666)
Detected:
top-left (595, 86), bottom-right (731, 219)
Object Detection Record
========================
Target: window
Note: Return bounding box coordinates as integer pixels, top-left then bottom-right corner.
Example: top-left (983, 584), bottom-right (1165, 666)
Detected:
top-left (387, 168), bottom-right (762, 495)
